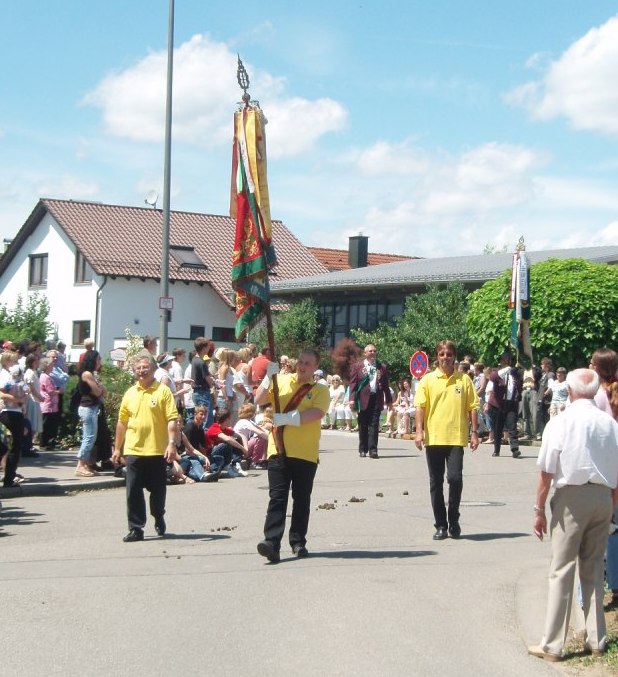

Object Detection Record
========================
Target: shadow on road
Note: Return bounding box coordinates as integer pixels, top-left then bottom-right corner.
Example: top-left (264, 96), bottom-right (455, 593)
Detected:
top-left (311, 549), bottom-right (436, 560)
top-left (160, 532), bottom-right (232, 541)
top-left (0, 504), bottom-right (48, 533)
top-left (460, 532), bottom-right (530, 541)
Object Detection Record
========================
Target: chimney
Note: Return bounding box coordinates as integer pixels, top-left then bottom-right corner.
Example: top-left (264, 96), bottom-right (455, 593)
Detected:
top-left (348, 234), bottom-right (368, 268)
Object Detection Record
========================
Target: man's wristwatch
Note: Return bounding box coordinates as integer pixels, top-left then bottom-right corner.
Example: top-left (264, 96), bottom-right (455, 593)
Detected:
top-left (534, 505), bottom-right (545, 513)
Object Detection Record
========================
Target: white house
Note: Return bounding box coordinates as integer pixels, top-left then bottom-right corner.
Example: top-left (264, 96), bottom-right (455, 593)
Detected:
top-left (0, 198), bottom-right (327, 362)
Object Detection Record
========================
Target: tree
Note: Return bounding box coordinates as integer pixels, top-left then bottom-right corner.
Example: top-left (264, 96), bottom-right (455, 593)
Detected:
top-left (249, 299), bottom-right (327, 360)
top-left (0, 293), bottom-right (54, 343)
top-left (353, 283), bottom-right (474, 381)
top-left (467, 258), bottom-right (618, 367)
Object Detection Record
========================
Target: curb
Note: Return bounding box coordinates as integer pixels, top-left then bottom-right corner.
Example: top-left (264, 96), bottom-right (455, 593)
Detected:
top-left (0, 477), bottom-right (125, 499)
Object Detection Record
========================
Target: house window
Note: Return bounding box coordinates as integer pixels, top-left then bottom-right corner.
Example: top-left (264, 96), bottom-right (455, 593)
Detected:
top-left (170, 246), bottom-right (207, 269)
top-left (75, 250), bottom-right (92, 284)
top-left (29, 254), bottom-right (48, 288)
top-left (72, 320), bottom-right (91, 346)
top-left (190, 325), bottom-right (205, 340)
top-left (212, 326), bottom-right (236, 342)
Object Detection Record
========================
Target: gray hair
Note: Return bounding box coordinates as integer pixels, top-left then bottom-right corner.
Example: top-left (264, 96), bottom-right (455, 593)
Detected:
top-left (132, 350), bottom-right (157, 370)
top-left (39, 357), bottom-right (52, 371)
top-left (566, 368), bottom-right (599, 399)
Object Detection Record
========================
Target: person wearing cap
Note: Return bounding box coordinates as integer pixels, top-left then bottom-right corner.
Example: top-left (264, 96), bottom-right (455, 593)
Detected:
top-left (156, 352), bottom-right (192, 405)
top-left (528, 368), bottom-right (618, 662)
top-left (112, 351), bottom-right (179, 542)
top-left (349, 344), bottom-right (393, 458)
top-left (548, 367), bottom-right (569, 417)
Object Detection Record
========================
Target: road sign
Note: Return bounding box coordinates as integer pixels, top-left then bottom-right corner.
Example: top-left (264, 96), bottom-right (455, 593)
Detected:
top-left (159, 296), bottom-right (174, 310)
top-left (410, 351), bottom-right (429, 379)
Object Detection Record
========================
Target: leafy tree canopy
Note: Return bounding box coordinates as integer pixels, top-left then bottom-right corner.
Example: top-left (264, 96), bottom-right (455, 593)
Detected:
top-left (0, 293), bottom-right (54, 343)
top-left (353, 283), bottom-right (474, 381)
top-left (250, 299), bottom-right (327, 362)
top-left (467, 258), bottom-right (618, 367)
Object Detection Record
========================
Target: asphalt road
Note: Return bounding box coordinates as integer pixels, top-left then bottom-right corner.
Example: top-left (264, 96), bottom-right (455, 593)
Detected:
top-left (0, 432), bottom-right (560, 677)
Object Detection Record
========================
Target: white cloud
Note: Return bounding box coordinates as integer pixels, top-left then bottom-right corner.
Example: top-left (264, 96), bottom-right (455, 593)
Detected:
top-left (35, 175), bottom-right (99, 200)
top-left (422, 143), bottom-right (547, 216)
top-left (83, 34), bottom-right (347, 158)
top-left (506, 15), bottom-right (618, 136)
top-left (356, 139), bottom-right (428, 176)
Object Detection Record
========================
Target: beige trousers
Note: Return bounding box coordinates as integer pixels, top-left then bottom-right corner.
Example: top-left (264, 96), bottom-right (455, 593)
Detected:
top-left (541, 483), bottom-right (612, 655)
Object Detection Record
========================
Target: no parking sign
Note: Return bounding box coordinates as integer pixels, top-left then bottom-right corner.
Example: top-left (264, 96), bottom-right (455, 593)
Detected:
top-left (409, 351), bottom-right (429, 379)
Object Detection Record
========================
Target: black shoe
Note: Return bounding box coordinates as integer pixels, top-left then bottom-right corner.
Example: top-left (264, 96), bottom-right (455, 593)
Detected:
top-left (155, 518), bottom-right (166, 536)
top-left (100, 460), bottom-right (115, 471)
top-left (433, 527), bottom-right (448, 540)
top-left (292, 544), bottom-right (309, 558)
top-left (492, 451), bottom-right (500, 457)
top-left (359, 452), bottom-right (367, 458)
top-left (257, 540), bottom-right (280, 563)
top-left (449, 523), bottom-right (461, 539)
top-left (22, 448), bottom-right (40, 458)
top-left (369, 452), bottom-right (379, 459)
top-left (123, 529), bottom-right (144, 543)
top-left (512, 450), bottom-right (521, 458)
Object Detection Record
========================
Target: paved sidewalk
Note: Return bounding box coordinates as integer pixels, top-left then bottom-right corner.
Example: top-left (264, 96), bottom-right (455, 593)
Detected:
top-left (0, 448), bottom-right (125, 498)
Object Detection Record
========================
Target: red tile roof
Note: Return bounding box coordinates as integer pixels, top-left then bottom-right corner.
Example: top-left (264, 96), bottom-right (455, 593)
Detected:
top-left (308, 246), bottom-right (417, 271)
top-left (3, 199), bottom-right (328, 307)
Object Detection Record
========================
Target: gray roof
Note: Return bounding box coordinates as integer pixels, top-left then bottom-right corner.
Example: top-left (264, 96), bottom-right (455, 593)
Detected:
top-left (271, 246), bottom-right (618, 294)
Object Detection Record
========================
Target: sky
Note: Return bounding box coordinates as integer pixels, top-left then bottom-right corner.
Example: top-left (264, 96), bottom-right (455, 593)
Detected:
top-left (2, 1), bottom-right (618, 258)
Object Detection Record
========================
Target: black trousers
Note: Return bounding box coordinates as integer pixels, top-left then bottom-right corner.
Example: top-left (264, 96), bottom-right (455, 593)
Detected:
top-left (125, 455), bottom-right (167, 532)
top-left (487, 405), bottom-right (504, 455)
top-left (357, 393), bottom-right (381, 455)
top-left (425, 446), bottom-right (464, 529)
top-left (503, 401), bottom-right (519, 453)
top-left (0, 410), bottom-right (24, 487)
top-left (263, 455), bottom-right (317, 551)
top-left (41, 411), bottom-right (60, 448)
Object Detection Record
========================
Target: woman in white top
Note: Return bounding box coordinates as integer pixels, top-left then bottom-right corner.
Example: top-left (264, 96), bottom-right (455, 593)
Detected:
top-left (327, 375), bottom-right (345, 429)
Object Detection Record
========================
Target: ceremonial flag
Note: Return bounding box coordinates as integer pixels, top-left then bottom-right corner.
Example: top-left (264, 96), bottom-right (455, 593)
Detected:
top-left (230, 106), bottom-right (277, 340)
top-left (508, 239), bottom-right (533, 366)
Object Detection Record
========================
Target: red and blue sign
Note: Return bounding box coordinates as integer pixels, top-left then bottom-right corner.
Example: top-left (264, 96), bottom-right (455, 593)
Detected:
top-left (410, 351), bottom-right (429, 379)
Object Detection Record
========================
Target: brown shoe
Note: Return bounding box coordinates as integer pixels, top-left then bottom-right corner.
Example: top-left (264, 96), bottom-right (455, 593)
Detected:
top-left (528, 645), bottom-right (563, 662)
top-left (583, 644), bottom-right (606, 657)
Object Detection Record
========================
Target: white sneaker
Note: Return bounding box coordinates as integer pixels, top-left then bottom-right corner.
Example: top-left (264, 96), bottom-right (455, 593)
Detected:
top-left (233, 462), bottom-right (248, 477)
top-left (226, 464), bottom-right (241, 478)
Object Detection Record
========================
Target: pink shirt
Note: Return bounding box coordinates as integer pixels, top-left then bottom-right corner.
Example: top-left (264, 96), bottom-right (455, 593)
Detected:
top-left (39, 372), bottom-right (59, 414)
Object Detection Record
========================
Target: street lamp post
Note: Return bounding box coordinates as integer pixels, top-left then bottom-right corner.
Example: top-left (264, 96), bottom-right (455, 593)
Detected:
top-left (159, 0), bottom-right (175, 352)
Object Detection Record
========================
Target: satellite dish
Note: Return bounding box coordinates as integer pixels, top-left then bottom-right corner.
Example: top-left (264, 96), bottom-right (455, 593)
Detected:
top-left (144, 191), bottom-right (159, 209)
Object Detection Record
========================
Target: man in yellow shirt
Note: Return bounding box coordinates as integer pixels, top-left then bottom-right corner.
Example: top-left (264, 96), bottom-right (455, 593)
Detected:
top-left (254, 348), bottom-right (330, 563)
top-left (112, 351), bottom-right (179, 542)
top-left (414, 340), bottom-right (480, 541)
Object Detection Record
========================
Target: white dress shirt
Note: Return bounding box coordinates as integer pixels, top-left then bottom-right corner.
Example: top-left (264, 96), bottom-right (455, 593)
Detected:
top-left (537, 398), bottom-right (618, 488)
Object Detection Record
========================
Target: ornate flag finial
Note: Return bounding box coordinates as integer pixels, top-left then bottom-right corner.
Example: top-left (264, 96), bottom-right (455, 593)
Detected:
top-left (237, 55), bottom-right (251, 107)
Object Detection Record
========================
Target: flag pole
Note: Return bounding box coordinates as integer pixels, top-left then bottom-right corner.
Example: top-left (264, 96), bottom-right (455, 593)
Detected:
top-left (232, 58), bottom-right (283, 450)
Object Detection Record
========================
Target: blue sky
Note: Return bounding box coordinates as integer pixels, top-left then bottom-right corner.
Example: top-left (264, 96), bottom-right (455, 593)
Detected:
top-left (2, 1), bottom-right (618, 257)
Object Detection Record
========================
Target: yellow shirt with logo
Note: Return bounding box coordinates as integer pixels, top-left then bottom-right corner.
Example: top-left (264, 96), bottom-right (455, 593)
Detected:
top-left (414, 368), bottom-right (479, 447)
top-left (118, 380), bottom-right (179, 456)
top-left (265, 373), bottom-right (330, 463)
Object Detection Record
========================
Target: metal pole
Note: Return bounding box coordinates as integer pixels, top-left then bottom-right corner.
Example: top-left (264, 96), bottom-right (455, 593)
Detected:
top-left (159, 0), bottom-right (175, 352)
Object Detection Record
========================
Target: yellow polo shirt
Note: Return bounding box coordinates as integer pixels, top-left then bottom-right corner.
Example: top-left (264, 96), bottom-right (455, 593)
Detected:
top-left (265, 373), bottom-right (330, 463)
top-left (118, 380), bottom-right (179, 456)
top-left (414, 368), bottom-right (479, 447)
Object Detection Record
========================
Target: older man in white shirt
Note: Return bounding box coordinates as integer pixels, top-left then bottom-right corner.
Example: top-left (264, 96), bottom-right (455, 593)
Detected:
top-left (529, 368), bottom-right (618, 663)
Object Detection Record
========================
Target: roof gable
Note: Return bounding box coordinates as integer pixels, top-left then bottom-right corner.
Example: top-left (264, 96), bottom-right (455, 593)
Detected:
top-left (1, 198), bottom-right (328, 306)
